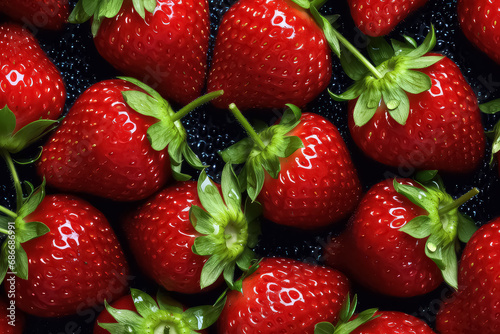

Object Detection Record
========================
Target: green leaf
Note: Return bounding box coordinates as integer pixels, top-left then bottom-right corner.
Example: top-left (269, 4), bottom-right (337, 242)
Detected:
top-left (367, 37), bottom-right (394, 66)
top-left (156, 290), bottom-right (184, 314)
top-left (415, 170), bottom-right (438, 183)
top-left (280, 104), bottom-right (302, 128)
top-left (310, 7), bottom-right (340, 57)
top-left (197, 170), bottom-right (226, 218)
top-left (0, 105), bottom-right (16, 138)
top-left (399, 215), bottom-right (433, 239)
top-left (118, 76), bottom-right (163, 101)
top-left (352, 89), bottom-right (381, 127)
top-left (132, 0), bottom-right (146, 18)
top-left (97, 0), bottom-right (123, 19)
top-left (219, 138), bottom-right (254, 164)
top-left (457, 213), bottom-right (478, 243)
top-left (328, 81), bottom-right (364, 102)
top-left (221, 164), bottom-right (241, 213)
top-left (244, 197), bottom-right (262, 231)
top-left (199, 254), bottom-right (225, 289)
top-left (479, 99), bottom-right (500, 114)
top-left (261, 154), bottom-right (280, 179)
top-left (143, 0), bottom-right (157, 13)
top-left (246, 161), bottom-right (266, 201)
top-left (0, 243), bottom-right (9, 284)
top-left (130, 288), bottom-right (159, 319)
top-left (182, 145), bottom-right (205, 170)
top-left (391, 38), bottom-right (416, 56)
top-left (97, 322), bottom-right (134, 333)
top-left (406, 25), bottom-right (437, 58)
top-left (381, 84), bottom-right (410, 125)
top-left (403, 35), bottom-right (418, 48)
top-left (223, 261), bottom-right (236, 287)
top-left (406, 56), bottom-right (444, 69)
top-left (122, 90), bottom-right (161, 119)
top-left (235, 247), bottom-right (256, 271)
top-left (341, 46), bottom-right (370, 81)
top-left (335, 308), bottom-right (379, 334)
top-left (314, 322), bottom-right (335, 334)
top-left (104, 300), bottom-right (144, 328)
top-left (183, 295), bottom-right (227, 330)
top-left (190, 205), bottom-right (214, 235)
top-left (393, 179), bottom-right (434, 213)
top-left (440, 243), bottom-right (458, 289)
top-left (193, 235), bottom-right (223, 256)
top-left (282, 136), bottom-right (303, 158)
top-left (289, 0), bottom-right (310, 9)
top-left (12, 243), bottom-right (28, 280)
top-left (13, 147), bottom-right (44, 165)
top-left (18, 180), bottom-right (46, 219)
top-left (8, 119), bottom-right (59, 153)
top-left (16, 221), bottom-right (49, 244)
top-left (68, 0), bottom-right (93, 23)
top-left (395, 70), bottom-right (432, 95)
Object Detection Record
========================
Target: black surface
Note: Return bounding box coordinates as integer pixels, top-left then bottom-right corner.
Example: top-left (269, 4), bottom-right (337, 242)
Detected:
top-left (1, 0), bottom-right (500, 333)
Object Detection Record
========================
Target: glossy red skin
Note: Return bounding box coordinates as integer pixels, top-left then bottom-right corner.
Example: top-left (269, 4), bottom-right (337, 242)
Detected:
top-left (324, 178), bottom-right (443, 297)
top-left (349, 55), bottom-right (485, 173)
top-left (351, 311), bottom-right (435, 333)
top-left (0, 23), bottom-right (65, 132)
top-left (124, 181), bottom-right (222, 294)
top-left (347, 0), bottom-right (428, 37)
top-left (436, 220), bottom-right (500, 334)
top-left (6, 194), bottom-right (130, 318)
top-left (218, 257), bottom-right (350, 333)
top-left (458, 0), bottom-right (500, 64)
top-left (94, 0), bottom-right (209, 105)
top-left (37, 79), bottom-right (170, 201)
top-left (207, 0), bottom-right (332, 110)
top-left (258, 112), bottom-right (361, 229)
top-left (0, 295), bottom-right (25, 334)
top-left (0, 0), bottom-right (69, 30)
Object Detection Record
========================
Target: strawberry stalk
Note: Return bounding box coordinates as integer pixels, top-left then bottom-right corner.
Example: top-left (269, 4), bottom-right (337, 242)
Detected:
top-left (172, 90), bottom-right (226, 122)
top-left (228, 104), bottom-right (267, 151)
top-left (437, 188), bottom-right (480, 215)
top-left (0, 150), bottom-right (23, 211)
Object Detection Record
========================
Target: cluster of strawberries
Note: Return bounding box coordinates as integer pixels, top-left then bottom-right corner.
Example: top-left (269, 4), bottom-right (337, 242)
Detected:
top-left (0, 0), bottom-right (499, 333)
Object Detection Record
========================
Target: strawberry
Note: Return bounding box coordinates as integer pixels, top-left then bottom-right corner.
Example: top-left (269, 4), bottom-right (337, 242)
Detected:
top-left (221, 104), bottom-right (361, 229)
top-left (0, 23), bottom-right (65, 151)
top-left (347, 0), bottom-right (428, 37)
top-left (123, 164), bottom-right (261, 293)
top-left (217, 257), bottom-right (350, 333)
top-left (458, 0), bottom-right (500, 64)
top-left (0, 295), bottom-right (25, 334)
top-left (37, 77), bottom-right (219, 201)
top-left (331, 28), bottom-right (485, 173)
top-left (323, 173), bottom-right (479, 297)
top-left (1, 188), bottom-right (130, 317)
top-left (207, 0), bottom-right (332, 110)
top-left (0, 0), bottom-right (69, 31)
top-left (436, 220), bottom-right (500, 334)
top-left (94, 289), bottom-right (223, 333)
top-left (69, 0), bottom-right (210, 105)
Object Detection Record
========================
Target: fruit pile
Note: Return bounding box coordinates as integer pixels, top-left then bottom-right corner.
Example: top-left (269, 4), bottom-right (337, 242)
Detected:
top-left (0, 0), bottom-right (499, 333)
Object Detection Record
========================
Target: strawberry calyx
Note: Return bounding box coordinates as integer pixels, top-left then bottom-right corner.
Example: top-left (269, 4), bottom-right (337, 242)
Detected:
top-left (479, 99), bottom-right (500, 164)
top-left (0, 105), bottom-right (59, 155)
top-left (69, 0), bottom-right (156, 36)
top-left (99, 288), bottom-right (226, 333)
top-left (119, 76), bottom-right (223, 181)
top-left (220, 104), bottom-right (304, 201)
top-left (314, 295), bottom-right (379, 334)
top-left (329, 26), bottom-right (443, 126)
top-left (393, 171), bottom-right (479, 289)
top-left (190, 164), bottom-right (262, 289)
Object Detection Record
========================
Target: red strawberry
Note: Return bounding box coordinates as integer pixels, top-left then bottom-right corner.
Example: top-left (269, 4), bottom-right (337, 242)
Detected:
top-left (0, 295), bottom-right (25, 334)
top-left (331, 28), bottom-right (485, 173)
top-left (0, 23), bottom-right (65, 133)
top-left (0, 0), bottom-right (69, 31)
top-left (69, 0), bottom-right (210, 105)
top-left (123, 164), bottom-right (261, 293)
top-left (323, 174), bottom-right (479, 297)
top-left (347, 0), bottom-right (428, 37)
top-left (436, 220), bottom-right (500, 334)
top-left (221, 104), bottom-right (361, 229)
top-left (37, 77), bottom-right (216, 201)
top-left (207, 0), bottom-right (332, 110)
top-left (217, 257), bottom-right (350, 333)
top-left (458, 0), bottom-right (500, 64)
top-left (3, 192), bottom-right (130, 317)
top-left (94, 289), bottom-right (223, 333)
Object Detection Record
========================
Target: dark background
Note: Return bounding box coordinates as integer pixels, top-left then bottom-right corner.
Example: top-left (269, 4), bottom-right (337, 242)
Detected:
top-left (1, 0), bottom-right (500, 333)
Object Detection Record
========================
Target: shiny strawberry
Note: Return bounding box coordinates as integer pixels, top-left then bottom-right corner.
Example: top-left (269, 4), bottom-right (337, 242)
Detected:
top-left (458, 0), bottom-right (500, 64)
top-left (323, 173), bottom-right (479, 297)
top-left (94, 289), bottom-right (222, 333)
top-left (207, 0), bottom-right (332, 110)
top-left (0, 0), bottom-right (69, 30)
top-left (0, 23), bottom-right (65, 152)
top-left (123, 164), bottom-right (261, 293)
top-left (217, 257), bottom-right (350, 333)
top-left (221, 104), bottom-right (361, 229)
top-left (0, 295), bottom-right (25, 334)
top-left (69, 0), bottom-right (210, 105)
top-left (347, 0), bottom-right (428, 37)
top-left (37, 77), bottom-right (217, 201)
top-left (1, 189), bottom-right (130, 317)
top-left (332, 28), bottom-right (485, 173)
top-left (436, 219), bottom-right (500, 334)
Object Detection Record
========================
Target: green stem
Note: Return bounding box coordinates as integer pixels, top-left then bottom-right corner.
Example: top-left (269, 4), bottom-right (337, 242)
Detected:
top-left (228, 103), bottom-right (266, 151)
top-left (438, 188), bottom-right (479, 215)
top-left (172, 90), bottom-right (224, 122)
top-left (1, 150), bottom-right (23, 212)
top-left (310, 0), bottom-right (327, 9)
top-left (330, 28), bottom-right (384, 80)
top-left (0, 205), bottom-right (16, 219)
top-left (0, 227), bottom-right (10, 235)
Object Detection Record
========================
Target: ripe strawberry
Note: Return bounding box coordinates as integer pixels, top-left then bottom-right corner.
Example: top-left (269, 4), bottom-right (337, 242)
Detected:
top-left (37, 77), bottom-right (216, 201)
top-left (123, 164), bottom-right (261, 293)
top-left (94, 289), bottom-right (223, 333)
top-left (69, 0), bottom-right (210, 105)
top-left (332, 28), bottom-right (485, 173)
top-left (221, 104), bottom-right (361, 229)
top-left (436, 220), bottom-right (500, 334)
top-left (207, 0), bottom-right (332, 110)
top-left (458, 0), bottom-right (500, 64)
top-left (0, 23), bottom-right (65, 135)
top-left (0, 0), bottom-right (69, 31)
top-left (323, 174), bottom-right (478, 297)
top-left (0, 295), bottom-right (25, 334)
top-left (217, 257), bottom-right (350, 333)
top-left (2, 191), bottom-right (130, 317)
top-left (347, 0), bottom-right (428, 37)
